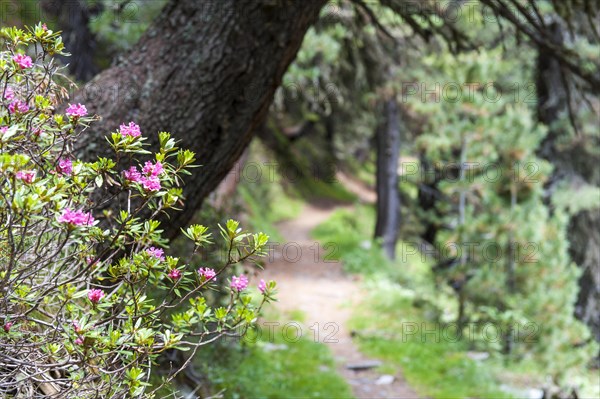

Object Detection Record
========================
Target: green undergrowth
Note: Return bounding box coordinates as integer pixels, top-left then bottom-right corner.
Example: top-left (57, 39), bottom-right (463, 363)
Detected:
top-left (349, 279), bottom-right (514, 399)
top-left (310, 204), bottom-right (550, 399)
top-left (195, 309), bottom-right (354, 399)
top-left (349, 279), bottom-right (600, 399)
top-left (310, 205), bottom-right (431, 286)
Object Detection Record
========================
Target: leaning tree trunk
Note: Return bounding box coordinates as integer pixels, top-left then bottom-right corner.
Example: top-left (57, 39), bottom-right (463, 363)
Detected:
top-left (72, 0), bottom-right (326, 238)
top-left (536, 20), bottom-right (600, 355)
top-left (374, 98), bottom-right (401, 259)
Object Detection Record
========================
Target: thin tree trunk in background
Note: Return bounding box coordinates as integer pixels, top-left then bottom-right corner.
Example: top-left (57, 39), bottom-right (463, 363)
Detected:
top-left (375, 98), bottom-right (401, 259)
top-left (41, 0), bottom-right (101, 81)
top-left (71, 0), bottom-right (326, 238)
top-left (536, 20), bottom-right (600, 355)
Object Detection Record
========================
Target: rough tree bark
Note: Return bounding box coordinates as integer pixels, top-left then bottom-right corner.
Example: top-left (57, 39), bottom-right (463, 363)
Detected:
top-left (374, 98), bottom-right (401, 259)
top-left (536, 20), bottom-right (600, 354)
top-left (71, 0), bottom-right (326, 238)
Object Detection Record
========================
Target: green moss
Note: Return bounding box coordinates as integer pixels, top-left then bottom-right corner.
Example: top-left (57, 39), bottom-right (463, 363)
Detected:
top-left (296, 178), bottom-right (356, 203)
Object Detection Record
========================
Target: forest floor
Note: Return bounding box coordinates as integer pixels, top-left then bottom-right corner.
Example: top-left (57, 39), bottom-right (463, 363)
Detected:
top-left (257, 196), bottom-right (421, 399)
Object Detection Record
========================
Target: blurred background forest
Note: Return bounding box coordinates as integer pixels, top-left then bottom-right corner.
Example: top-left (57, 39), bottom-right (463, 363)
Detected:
top-left (3, 0), bottom-right (600, 398)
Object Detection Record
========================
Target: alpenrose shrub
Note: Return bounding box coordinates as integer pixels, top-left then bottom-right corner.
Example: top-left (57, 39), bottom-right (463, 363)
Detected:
top-left (0, 24), bottom-right (275, 398)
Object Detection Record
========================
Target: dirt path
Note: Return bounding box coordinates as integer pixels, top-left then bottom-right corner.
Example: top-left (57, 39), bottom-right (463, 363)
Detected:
top-left (257, 201), bottom-right (420, 399)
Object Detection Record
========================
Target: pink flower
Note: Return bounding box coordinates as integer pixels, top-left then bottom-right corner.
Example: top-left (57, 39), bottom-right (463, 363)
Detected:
top-left (258, 279), bottom-right (267, 294)
top-left (119, 121), bottom-right (142, 138)
top-left (57, 158), bottom-right (72, 175)
top-left (65, 103), bottom-right (87, 117)
top-left (168, 269), bottom-right (182, 280)
top-left (42, 24), bottom-right (48, 31)
top-left (198, 267), bottom-right (216, 281)
top-left (8, 99), bottom-right (28, 114)
top-left (58, 208), bottom-right (95, 226)
top-left (123, 166), bottom-right (142, 183)
top-left (0, 127), bottom-right (7, 134)
top-left (3, 86), bottom-right (14, 100)
top-left (13, 54), bottom-right (33, 69)
top-left (3, 322), bottom-right (13, 333)
top-left (74, 337), bottom-right (84, 345)
top-left (85, 256), bottom-right (99, 267)
top-left (73, 321), bottom-right (82, 333)
top-left (15, 170), bottom-right (36, 183)
top-left (231, 274), bottom-right (249, 292)
top-left (142, 161), bottom-right (163, 177)
top-left (87, 288), bottom-right (105, 304)
top-left (146, 247), bottom-right (165, 261)
top-left (141, 176), bottom-right (161, 191)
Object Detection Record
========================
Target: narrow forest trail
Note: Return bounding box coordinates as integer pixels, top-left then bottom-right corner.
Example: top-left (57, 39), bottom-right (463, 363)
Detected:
top-left (256, 198), bottom-right (421, 399)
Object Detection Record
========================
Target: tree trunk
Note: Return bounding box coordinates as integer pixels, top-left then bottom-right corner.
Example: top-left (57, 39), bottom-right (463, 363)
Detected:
top-left (72, 0), bottom-right (326, 238)
top-left (374, 98), bottom-right (401, 259)
top-left (536, 20), bottom-right (600, 354)
top-left (570, 208), bottom-right (600, 355)
top-left (41, 0), bottom-right (101, 81)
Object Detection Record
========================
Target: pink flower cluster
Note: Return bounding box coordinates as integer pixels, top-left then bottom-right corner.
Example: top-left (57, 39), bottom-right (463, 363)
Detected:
top-left (8, 99), bottom-right (28, 114)
top-left (73, 321), bottom-right (84, 345)
top-left (231, 274), bottom-right (249, 292)
top-left (57, 158), bottom-right (72, 175)
top-left (143, 160), bottom-right (164, 176)
top-left (3, 322), bottom-right (13, 333)
top-left (168, 269), bottom-right (182, 280)
top-left (13, 54), bottom-right (33, 69)
top-left (87, 289), bottom-right (105, 303)
top-left (66, 103), bottom-right (87, 117)
top-left (142, 176), bottom-right (161, 191)
top-left (146, 246), bottom-right (165, 261)
top-left (15, 170), bottom-right (36, 183)
top-left (58, 208), bottom-right (95, 226)
top-left (258, 279), bottom-right (267, 294)
top-left (119, 121), bottom-right (142, 138)
top-left (123, 160), bottom-right (163, 192)
top-left (123, 166), bottom-right (141, 182)
top-left (198, 267), bottom-right (216, 281)
top-left (3, 86), bottom-right (14, 100)
top-left (85, 256), bottom-right (98, 266)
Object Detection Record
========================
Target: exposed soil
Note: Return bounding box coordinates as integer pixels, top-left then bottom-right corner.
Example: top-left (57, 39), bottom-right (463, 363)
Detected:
top-left (256, 199), bottom-right (421, 399)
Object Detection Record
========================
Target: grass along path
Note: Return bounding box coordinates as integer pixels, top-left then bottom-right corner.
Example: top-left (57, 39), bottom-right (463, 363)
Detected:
top-left (257, 201), bottom-right (420, 399)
